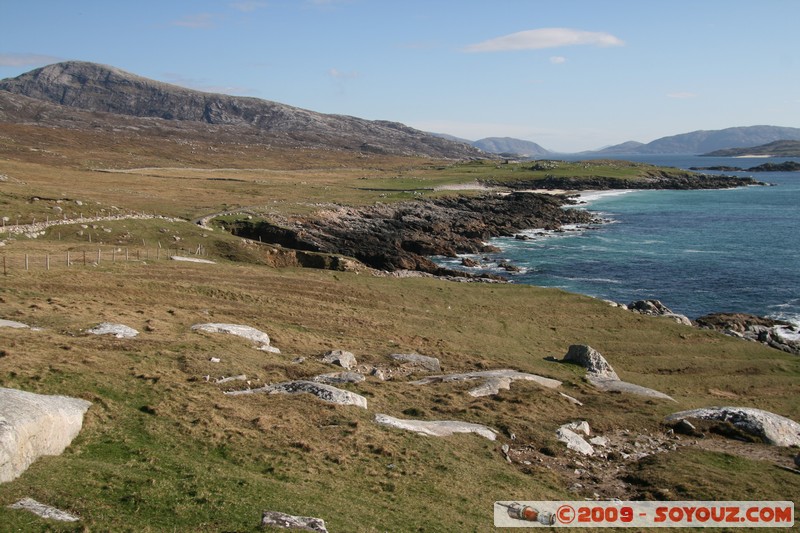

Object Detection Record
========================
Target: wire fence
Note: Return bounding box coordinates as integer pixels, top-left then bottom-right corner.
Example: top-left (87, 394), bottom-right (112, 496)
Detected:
top-left (1, 245), bottom-right (208, 275)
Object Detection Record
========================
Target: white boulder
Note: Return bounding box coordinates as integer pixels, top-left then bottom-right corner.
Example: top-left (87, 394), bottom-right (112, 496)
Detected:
top-left (87, 322), bottom-right (139, 338)
top-left (191, 323), bottom-right (279, 353)
top-left (374, 414), bottom-right (497, 440)
top-left (665, 406), bottom-right (800, 447)
top-left (0, 388), bottom-right (91, 483)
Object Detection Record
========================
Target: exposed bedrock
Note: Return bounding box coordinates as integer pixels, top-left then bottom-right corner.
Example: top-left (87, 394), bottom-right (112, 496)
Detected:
top-left (223, 192), bottom-right (597, 274)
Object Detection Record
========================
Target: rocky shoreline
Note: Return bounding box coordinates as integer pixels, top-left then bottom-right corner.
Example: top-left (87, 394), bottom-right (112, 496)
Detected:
top-left (482, 171), bottom-right (765, 191)
top-left (223, 192), bottom-right (598, 277)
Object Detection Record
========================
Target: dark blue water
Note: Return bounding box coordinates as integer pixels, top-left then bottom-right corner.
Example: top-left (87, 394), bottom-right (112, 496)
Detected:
top-left (437, 155), bottom-right (800, 323)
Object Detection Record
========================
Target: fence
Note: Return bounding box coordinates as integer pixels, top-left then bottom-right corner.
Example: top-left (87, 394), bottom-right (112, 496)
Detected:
top-left (1, 245), bottom-right (208, 275)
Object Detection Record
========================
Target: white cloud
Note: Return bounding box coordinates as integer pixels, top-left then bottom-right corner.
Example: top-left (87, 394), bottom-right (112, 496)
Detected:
top-left (230, 1), bottom-right (268, 12)
top-left (0, 53), bottom-right (61, 67)
top-left (667, 91), bottom-right (698, 99)
top-left (171, 13), bottom-right (218, 29)
top-left (463, 28), bottom-right (624, 52)
top-left (328, 68), bottom-right (359, 80)
top-left (550, 56), bottom-right (567, 64)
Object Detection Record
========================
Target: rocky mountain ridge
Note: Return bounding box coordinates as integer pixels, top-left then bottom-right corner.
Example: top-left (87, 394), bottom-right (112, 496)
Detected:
top-left (0, 61), bottom-right (485, 159)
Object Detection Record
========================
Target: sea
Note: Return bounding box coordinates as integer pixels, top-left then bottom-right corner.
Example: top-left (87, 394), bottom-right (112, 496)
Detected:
top-left (435, 155), bottom-right (800, 325)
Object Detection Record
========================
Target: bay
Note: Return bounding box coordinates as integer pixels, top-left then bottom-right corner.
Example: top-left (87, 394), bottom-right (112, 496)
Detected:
top-left (437, 155), bottom-right (800, 323)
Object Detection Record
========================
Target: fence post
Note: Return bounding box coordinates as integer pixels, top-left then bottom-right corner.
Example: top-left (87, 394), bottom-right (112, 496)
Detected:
top-left (25, 254), bottom-right (29, 271)
top-left (97, 249), bottom-right (101, 264)
top-left (46, 254), bottom-right (50, 271)
top-left (112, 249), bottom-right (116, 262)
top-left (3, 256), bottom-right (6, 276)
top-left (83, 251), bottom-right (86, 266)
top-left (126, 248), bottom-right (129, 262)
top-left (67, 251), bottom-right (70, 267)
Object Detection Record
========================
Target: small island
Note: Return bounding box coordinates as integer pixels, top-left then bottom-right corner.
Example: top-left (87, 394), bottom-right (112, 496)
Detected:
top-left (691, 161), bottom-right (800, 172)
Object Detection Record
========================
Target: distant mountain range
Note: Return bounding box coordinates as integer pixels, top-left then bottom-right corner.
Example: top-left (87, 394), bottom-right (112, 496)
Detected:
top-left (587, 126), bottom-right (800, 155)
top-left (435, 126), bottom-right (800, 158)
top-left (701, 140), bottom-right (800, 157)
top-left (0, 61), bottom-right (484, 159)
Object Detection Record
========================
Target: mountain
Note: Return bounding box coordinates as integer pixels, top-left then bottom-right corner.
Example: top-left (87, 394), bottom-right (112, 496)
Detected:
top-left (590, 126), bottom-right (800, 155)
top-left (0, 61), bottom-right (485, 159)
top-left (701, 140), bottom-right (800, 157)
top-left (471, 137), bottom-right (551, 157)
top-left (580, 140), bottom-right (644, 155)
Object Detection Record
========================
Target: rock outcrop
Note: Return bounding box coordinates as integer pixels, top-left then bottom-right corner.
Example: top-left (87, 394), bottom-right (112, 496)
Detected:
top-left (561, 345), bottom-right (619, 380)
top-left (0, 319), bottom-right (30, 329)
top-left (696, 313), bottom-right (800, 355)
top-left (321, 350), bottom-right (357, 370)
top-left (225, 380), bottom-right (367, 409)
top-left (665, 406), bottom-right (800, 447)
top-left (86, 322), bottom-right (139, 339)
top-left (559, 345), bottom-right (675, 401)
top-left (0, 388), bottom-right (91, 483)
top-left (628, 300), bottom-right (693, 326)
top-left (261, 510), bottom-right (328, 532)
top-left (374, 414), bottom-right (497, 440)
top-left (224, 192), bottom-right (597, 274)
top-left (7, 498), bottom-right (80, 522)
top-left (556, 421), bottom-right (595, 456)
top-left (411, 369), bottom-right (561, 397)
top-left (389, 353), bottom-right (442, 373)
top-left (312, 372), bottom-right (365, 385)
top-left (191, 323), bottom-right (280, 353)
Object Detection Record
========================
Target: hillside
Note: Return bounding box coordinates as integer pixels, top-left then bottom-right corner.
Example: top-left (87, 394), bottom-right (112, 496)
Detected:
top-left (0, 61), bottom-right (484, 159)
top-left (471, 137), bottom-right (551, 157)
top-left (702, 140), bottom-right (800, 157)
top-left (591, 126), bottom-right (800, 155)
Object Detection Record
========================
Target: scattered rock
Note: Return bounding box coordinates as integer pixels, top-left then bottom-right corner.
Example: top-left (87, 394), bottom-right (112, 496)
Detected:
top-left (209, 357), bottom-right (221, 363)
top-left (374, 414), bottom-right (497, 440)
top-left (665, 406), bottom-right (800, 447)
top-left (559, 392), bottom-right (584, 406)
top-left (0, 319), bottom-right (29, 329)
top-left (559, 345), bottom-right (675, 401)
top-left (0, 387), bottom-right (92, 483)
top-left (7, 498), bottom-right (79, 522)
top-left (321, 349), bottom-right (357, 370)
top-left (672, 419), bottom-right (698, 436)
top-left (696, 313), bottom-right (800, 355)
top-left (215, 374), bottom-right (247, 384)
top-left (587, 376), bottom-right (676, 401)
top-left (226, 380), bottom-right (367, 409)
top-left (556, 422), bottom-right (594, 456)
top-left (461, 257), bottom-right (479, 267)
top-left (411, 369), bottom-right (561, 396)
top-left (191, 323), bottom-right (279, 353)
top-left (389, 353), bottom-right (441, 373)
top-left (564, 420), bottom-right (591, 436)
top-left (561, 345), bottom-right (619, 380)
top-left (370, 367), bottom-right (386, 381)
top-left (589, 436), bottom-right (609, 447)
top-left (169, 256), bottom-right (216, 264)
top-left (86, 322), bottom-right (139, 338)
top-left (313, 372), bottom-right (365, 385)
top-left (628, 299), bottom-right (692, 326)
top-left (261, 510), bottom-right (328, 532)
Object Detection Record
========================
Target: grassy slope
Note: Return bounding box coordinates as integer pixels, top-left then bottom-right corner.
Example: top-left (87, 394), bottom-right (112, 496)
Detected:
top-left (1, 122), bottom-right (799, 531)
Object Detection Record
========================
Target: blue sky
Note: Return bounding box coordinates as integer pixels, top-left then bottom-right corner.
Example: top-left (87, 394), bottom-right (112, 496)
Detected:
top-left (2, 0), bottom-right (799, 152)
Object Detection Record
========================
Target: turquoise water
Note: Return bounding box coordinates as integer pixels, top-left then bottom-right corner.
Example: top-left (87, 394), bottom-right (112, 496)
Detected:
top-left (437, 155), bottom-right (800, 322)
